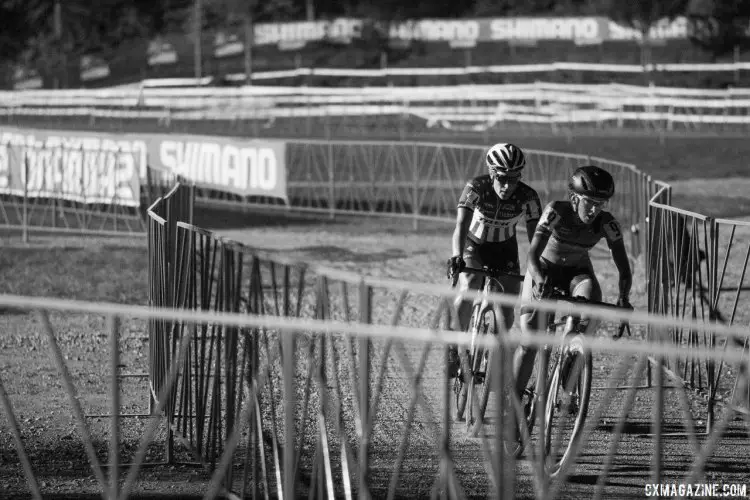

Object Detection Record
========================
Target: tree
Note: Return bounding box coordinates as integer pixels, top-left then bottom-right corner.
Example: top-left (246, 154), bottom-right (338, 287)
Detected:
top-left (687, 0), bottom-right (750, 58)
top-left (0, 1), bottom-right (35, 65)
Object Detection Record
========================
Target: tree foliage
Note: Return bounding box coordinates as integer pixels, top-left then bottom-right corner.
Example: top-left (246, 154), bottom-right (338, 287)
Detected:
top-left (603, 0), bottom-right (690, 35)
top-left (686, 0), bottom-right (750, 57)
top-left (1, 0), bottom-right (748, 70)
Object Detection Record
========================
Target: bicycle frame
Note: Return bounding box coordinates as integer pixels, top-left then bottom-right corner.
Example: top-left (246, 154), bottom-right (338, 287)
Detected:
top-left (453, 266), bottom-right (524, 436)
top-left (462, 266), bottom-right (524, 340)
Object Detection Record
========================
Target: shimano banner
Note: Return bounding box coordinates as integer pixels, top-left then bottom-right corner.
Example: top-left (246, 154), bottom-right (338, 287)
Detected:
top-left (0, 127), bottom-right (289, 206)
top-left (144, 134), bottom-right (287, 199)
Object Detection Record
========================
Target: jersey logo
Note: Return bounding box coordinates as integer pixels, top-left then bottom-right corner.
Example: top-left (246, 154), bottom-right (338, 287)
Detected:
top-left (604, 219), bottom-right (623, 241)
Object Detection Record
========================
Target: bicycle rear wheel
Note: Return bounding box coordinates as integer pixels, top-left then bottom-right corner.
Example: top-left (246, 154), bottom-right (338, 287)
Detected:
top-left (466, 308), bottom-right (496, 437)
top-left (543, 335), bottom-right (593, 476)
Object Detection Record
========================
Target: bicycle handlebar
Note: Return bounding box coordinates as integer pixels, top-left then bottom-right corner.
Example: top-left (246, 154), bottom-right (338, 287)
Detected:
top-left (452, 267), bottom-right (632, 339)
top-left (544, 286), bottom-right (632, 340)
top-left (459, 266), bottom-right (525, 282)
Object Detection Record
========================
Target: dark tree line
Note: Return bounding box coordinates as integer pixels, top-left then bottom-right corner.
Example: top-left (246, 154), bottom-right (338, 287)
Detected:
top-left (1, 0), bottom-right (749, 69)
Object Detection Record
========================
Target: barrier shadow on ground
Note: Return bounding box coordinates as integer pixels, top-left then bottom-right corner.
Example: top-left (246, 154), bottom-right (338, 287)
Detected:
top-left (276, 245), bottom-right (420, 264)
top-left (193, 205), bottom-right (342, 230)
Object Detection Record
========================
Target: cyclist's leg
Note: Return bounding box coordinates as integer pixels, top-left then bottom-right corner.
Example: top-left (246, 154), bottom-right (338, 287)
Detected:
top-left (453, 241), bottom-right (485, 333)
top-left (498, 265), bottom-right (521, 332)
top-left (569, 265), bottom-right (603, 335)
top-left (560, 268), bottom-right (601, 399)
top-left (515, 271), bottom-right (545, 398)
top-left (449, 241), bottom-right (484, 376)
top-left (480, 239), bottom-right (521, 332)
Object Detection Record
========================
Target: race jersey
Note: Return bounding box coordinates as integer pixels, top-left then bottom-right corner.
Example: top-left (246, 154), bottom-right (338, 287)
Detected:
top-left (457, 175), bottom-right (542, 244)
top-left (535, 200), bottom-right (624, 266)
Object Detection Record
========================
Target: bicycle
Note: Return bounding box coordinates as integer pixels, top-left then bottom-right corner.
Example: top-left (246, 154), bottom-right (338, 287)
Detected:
top-left (513, 284), bottom-right (631, 476)
top-left (452, 265), bottom-right (524, 438)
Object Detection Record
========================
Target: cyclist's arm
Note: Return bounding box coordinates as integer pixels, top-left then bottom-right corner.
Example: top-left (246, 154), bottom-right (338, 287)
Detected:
top-left (452, 207), bottom-right (472, 257)
top-left (528, 202), bottom-right (557, 284)
top-left (609, 237), bottom-right (632, 301)
top-left (523, 191), bottom-right (543, 244)
top-left (603, 217), bottom-right (632, 301)
top-left (525, 217), bottom-right (540, 244)
top-left (527, 229), bottom-right (550, 285)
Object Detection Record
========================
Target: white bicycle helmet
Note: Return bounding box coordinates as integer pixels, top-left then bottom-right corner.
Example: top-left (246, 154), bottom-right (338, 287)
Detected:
top-left (486, 143), bottom-right (526, 177)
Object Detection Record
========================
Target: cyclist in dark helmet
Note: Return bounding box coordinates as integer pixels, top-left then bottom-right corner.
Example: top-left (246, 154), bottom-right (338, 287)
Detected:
top-left (514, 165), bottom-right (633, 401)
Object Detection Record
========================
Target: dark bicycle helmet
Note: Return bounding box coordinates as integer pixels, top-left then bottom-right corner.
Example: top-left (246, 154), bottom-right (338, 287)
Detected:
top-left (568, 165), bottom-right (615, 200)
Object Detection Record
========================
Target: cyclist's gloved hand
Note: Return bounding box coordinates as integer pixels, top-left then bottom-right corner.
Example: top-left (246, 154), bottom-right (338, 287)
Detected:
top-left (532, 277), bottom-right (549, 301)
top-left (616, 296), bottom-right (634, 311)
top-left (447, 255), bottom-right (465, 285)
top-left (615, 296), bottom-right (633, 339)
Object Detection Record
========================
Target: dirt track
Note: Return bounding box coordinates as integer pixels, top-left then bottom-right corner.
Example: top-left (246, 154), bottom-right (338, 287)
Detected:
top-left (217, 215), bottom-right (750, 499)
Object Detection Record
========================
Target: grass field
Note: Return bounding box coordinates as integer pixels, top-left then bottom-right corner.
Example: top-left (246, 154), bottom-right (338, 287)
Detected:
top-left (0, 131), bottom-right (748, 498)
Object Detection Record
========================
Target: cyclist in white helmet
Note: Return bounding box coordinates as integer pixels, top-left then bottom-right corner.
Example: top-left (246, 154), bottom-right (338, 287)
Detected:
top-left (514, 165), bottom-right (633, 400)
top-left (446, 143), bottom-right (543, 378)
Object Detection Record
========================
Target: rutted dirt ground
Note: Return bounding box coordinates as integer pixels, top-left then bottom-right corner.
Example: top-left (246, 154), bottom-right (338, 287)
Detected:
top-left (0, 215), bottom-right (748, 499)
top-left (216, 215), bottom-right (750, 499)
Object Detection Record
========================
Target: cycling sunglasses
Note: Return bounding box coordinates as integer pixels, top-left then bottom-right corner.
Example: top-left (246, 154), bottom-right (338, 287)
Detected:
top-left (494, 172), bottom-right (522, 183)
top-left (579, 195), bottom-right (609, 209)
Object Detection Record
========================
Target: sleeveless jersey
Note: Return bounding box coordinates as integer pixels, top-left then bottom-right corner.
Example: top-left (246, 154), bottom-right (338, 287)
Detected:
top-left (457, 175), bottom-right (542, 244)
top-left (535, 200), bottom-right (624, 266)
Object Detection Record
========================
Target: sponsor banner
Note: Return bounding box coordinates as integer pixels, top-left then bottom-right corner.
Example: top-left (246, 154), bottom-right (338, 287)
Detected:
top-left (13, 66), bottom-right (43, 90)
top-left (80, 55), bottom-right (111, 82)
top-left (0, 128), bottom-right (145, 207)
top-left (246, 16), bottom-right (696, 49)
top-left (214, 31), bottom-right (244, 58)
top-left (0, 128), bottom-right (289, 204)
top-left (144, 134), bottom-right (287, 200)
top-left (147, 37), bottom-right (179, 66)
top-left (389, 19), bottom-right (483, 48)
top-left (255, 18), bottom-right (362, 50)
top-left (607, 17), bottom-right (688, 42)
top-left (487, 17), bottom-right (605, 44)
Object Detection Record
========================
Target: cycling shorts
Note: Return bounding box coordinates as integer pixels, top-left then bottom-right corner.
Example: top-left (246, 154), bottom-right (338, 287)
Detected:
top-left (519, 257), bottom-right (600, 316)
top-left (463, 236), bottom-right (520, 275)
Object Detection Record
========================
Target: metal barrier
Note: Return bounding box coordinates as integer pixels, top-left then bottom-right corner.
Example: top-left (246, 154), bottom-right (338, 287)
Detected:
top-left (648, 185), bottom-right (750, 432)
top-left (146, 181), bottom-right (195, 463)
top-left (191, 140), bottom-right (654, 266)
top-left (1, 278), bottom-right (747, 498)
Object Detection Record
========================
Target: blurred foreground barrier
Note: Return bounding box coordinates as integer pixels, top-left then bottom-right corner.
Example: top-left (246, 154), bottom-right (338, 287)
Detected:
top-left (0, 280), bottom-right (747, 498)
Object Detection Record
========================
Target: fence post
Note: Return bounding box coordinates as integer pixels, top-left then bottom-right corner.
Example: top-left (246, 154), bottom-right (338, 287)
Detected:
top-left (358, 279), bottom-right (372, 499)
top-left (52, 143), bottom-right (59, 229)
top-left (706, 216), bottom-right (718, 434)
top-left (283, 329), bottom-right (296, 500)
top-left (734, 45), bottom-right (741, 87)
top-left (109, 315), bottom-right (121, 500)
top-left (329, 141), bottom-right (335, 220)
top-left (22, 151), bottom-right (29, 244)
top-left (412, 143), bottom-right (419, 231)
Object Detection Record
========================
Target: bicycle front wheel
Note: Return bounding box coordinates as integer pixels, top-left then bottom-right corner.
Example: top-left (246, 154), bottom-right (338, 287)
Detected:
top-left (466, 308), bottom-right (496, 438)
top-left (543, 338), bottom-right (593, 477)
top-left (455, 303), bottom-right (484, 422)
